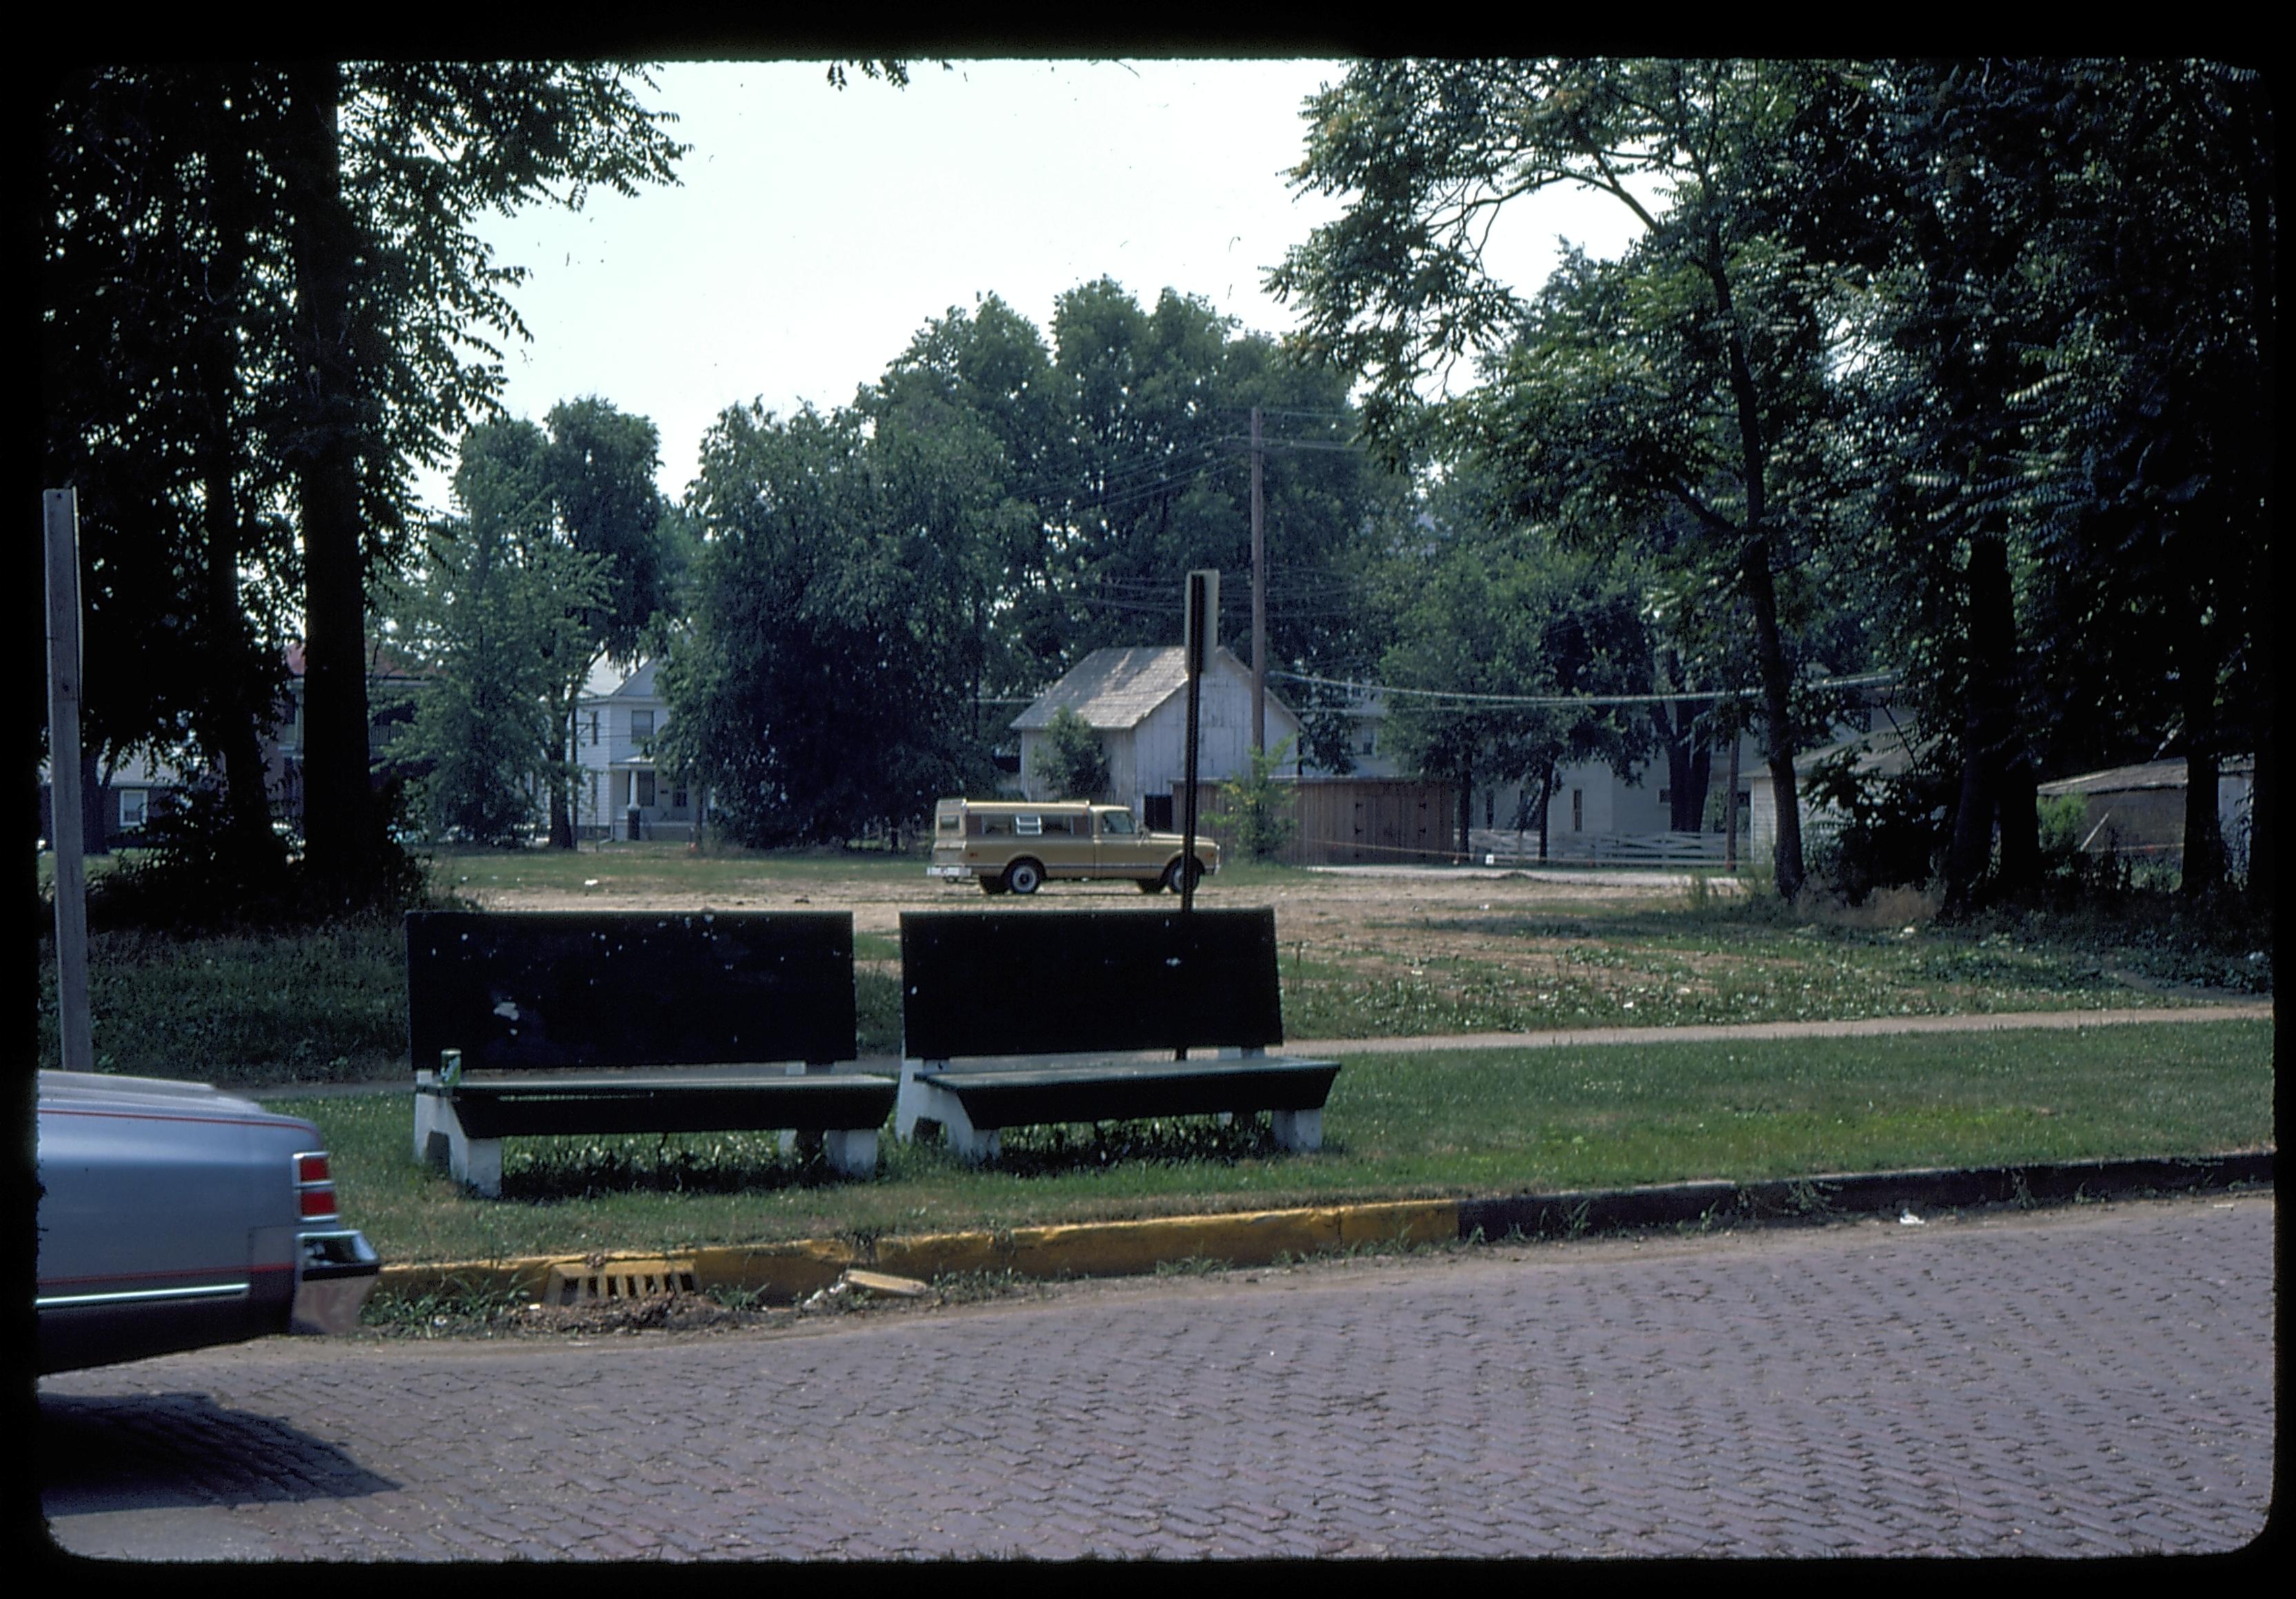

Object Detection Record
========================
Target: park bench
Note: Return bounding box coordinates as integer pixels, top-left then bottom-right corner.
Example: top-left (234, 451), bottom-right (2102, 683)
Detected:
top-left (404, 911), bottom-right (898, 1195)
top-left (894, 906), bottom-right (1341, 1163)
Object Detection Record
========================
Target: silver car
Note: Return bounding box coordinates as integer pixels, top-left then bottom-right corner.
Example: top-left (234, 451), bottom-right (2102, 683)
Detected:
top-left (36, 1071), bottom-right (381, 1374)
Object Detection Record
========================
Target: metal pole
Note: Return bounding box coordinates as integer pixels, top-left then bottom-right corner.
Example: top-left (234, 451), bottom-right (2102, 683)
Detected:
top-left (1250, 405), bottom-right (1266, 757)
top-left (1181, 570), bottom-right (1210, 917)
top-left (44, 489), bottom-right (94, 1073)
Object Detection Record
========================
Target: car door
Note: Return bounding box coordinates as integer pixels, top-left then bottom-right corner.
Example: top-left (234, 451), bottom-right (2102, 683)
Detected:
top-left (1093, 807), bottom-right (1157, 875)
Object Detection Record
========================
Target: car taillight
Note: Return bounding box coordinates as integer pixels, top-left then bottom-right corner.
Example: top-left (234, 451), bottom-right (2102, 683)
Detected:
top-left (294, 1151), bottom-right (338, 1220)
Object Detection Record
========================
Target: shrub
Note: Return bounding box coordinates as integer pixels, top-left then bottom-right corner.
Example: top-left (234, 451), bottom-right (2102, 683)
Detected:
top-left (1029, 706), bottom-right (1110, 800)
top-left (1219, 738), bottom-right (1297, 862)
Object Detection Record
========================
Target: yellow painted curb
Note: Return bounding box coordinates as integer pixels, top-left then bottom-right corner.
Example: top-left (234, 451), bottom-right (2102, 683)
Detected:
top-left (372, 1199), bottom-right (1462, 1307)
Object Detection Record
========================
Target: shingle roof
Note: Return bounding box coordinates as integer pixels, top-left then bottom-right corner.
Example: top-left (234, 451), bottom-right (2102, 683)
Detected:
top-left (2037, 755), bottom-right (2254, 796)
top-left (1012, 646), bottom-right (1282, 731)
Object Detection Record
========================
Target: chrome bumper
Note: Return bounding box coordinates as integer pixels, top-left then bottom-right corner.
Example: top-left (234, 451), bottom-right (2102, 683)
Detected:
top-left (292, 1229), bottom-right (381, 1335)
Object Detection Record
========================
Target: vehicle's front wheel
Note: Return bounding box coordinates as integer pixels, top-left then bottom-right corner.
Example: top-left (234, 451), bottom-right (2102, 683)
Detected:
top-left (1164, 857), bottom-right (1202, 895)
top-left (1005, 860), bottom-right (1044, 895)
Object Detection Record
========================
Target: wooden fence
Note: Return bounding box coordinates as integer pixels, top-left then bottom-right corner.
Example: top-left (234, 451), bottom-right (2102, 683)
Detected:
top-left (1476, 829), bottom-right (1735, 867)
top-left (1175, 778), bottom-right (1462, 866)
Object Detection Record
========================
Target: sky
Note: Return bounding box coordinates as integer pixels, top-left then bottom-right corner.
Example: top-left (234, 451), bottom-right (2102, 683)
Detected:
top-left (417, 59), bottom-right (1645, 513)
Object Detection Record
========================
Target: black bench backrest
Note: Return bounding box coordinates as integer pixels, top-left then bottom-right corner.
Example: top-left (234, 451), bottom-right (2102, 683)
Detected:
top-left (900, 908), bottom-right (1286, 1060)
top-left (406, 911), bottom-right (857, 1072)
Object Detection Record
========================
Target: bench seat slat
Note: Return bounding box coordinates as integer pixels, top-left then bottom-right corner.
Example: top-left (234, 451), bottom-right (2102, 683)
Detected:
top-left (440, 1077), bottom-right (898, 1141)
top-left (919, 1058), bottom-right (1337, 1131)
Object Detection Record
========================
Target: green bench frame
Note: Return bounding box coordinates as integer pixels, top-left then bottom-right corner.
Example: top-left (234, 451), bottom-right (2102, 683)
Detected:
top-left (894, 908), bottom-right (1340, 1163)
top-left (404, 911), bottom-right (896, 1194)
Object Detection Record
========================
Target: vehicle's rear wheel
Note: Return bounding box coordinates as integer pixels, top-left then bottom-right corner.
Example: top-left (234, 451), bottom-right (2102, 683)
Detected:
top-left (1006, 859), bottom-right (1044, 895)
top-left (1164, 857), bottom-right (1202, 895)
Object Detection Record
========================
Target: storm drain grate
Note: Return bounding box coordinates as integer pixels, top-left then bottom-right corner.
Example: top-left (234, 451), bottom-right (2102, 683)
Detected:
top-left (543, 1258), bottom-right (701, 1305)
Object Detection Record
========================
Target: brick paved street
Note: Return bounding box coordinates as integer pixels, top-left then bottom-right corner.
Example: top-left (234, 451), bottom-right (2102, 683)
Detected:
top-left (40, 1192), bottom-right (2273, 1560)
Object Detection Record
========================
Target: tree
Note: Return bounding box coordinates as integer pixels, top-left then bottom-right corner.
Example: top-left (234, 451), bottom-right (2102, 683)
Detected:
top-left (1802, 61), bottom-right (2272, 908)
top-left (1030, 706), bottom-right (1111, 800)
top-left (663, 400), bottom-right (999, 846)
top-left (1379, 506), bottom-right (1653, 855)
top-left (532, 398), bottom-right (669, 846)
top-left (2006, 62), bottom-right (2273, 902)
top-left (386, 511), bottom-right (606, 847)
top-left (43, 70), bottom-right (303, 876)
top-left (44, 65), bottom-right (686, 906)
top-left (1274, 60), bottom-right (1871, 900)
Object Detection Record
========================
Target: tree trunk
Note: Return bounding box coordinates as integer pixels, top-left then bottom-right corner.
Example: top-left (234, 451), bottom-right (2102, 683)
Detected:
top-left (2235, 75), bottom-right (2275, 915)
top-left (1456, 762), bottom-right (1474, 862)
top-left (1944, 529), bottom-right (2021, 914)
top-left (2179, 619), bottom-right (2226, 897)
top-left (1709, 257), bottom-right (1801, 900)
top-left (1741, 537), bottom-right (1804, 902)
top-left (547, 684), bottom-right (577, 849)
top-left (1997, 755), bottom-right (2039, 900)
top-left (1654, 699), bottom-right (1714, 832)
top-left (283, 62), bottom-right (375, 901)
top-left (1537, 759), bottom-right (1553, 862)
top-left (193, 83), bottom-right (281, 878)
top-left (81, 751), bottom-right (110, 857)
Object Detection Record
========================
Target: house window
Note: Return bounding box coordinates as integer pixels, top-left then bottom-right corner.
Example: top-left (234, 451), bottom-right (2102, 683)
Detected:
top-left (119, 788), bottom-right (148, 829)
top-left (636, 771), bottom-right (657, 808)
top-left (672, 786), bottom-right (688, 811)
top-left (1572, 789), bottom-right (1584, 832)
top-left (630, 709), bottom-right (655, 753)
top-left (588, 712), bottom-right (600, 747)
top-left (1485, 790), bottom-right (1495, 826)
top-left (1144, 795), bottom-right (1175, 831)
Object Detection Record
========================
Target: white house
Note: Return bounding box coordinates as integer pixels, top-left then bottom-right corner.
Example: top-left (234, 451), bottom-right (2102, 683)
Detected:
top-left (572, 659), bottom-right (697, 840)
top-left (1011, 646), bottom-right (1305, 829)
top-left (1450, 731), bottom-right (1761, 863)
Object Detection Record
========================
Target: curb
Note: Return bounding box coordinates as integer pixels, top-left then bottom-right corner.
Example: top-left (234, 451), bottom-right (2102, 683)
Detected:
top-left (372, 1151), bottom-right (2274, 1309)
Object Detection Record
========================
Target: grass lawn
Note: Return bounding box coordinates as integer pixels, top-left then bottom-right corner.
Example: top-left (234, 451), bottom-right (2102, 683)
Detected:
top-left (278, 1018), bottom-right (2274, 1268)
top-left (35, 848), bottom-right (2273, 1083)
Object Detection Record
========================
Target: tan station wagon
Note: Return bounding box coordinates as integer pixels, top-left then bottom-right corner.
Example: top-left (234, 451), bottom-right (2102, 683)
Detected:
top-left (928, 799), bottom-right (1219, 895)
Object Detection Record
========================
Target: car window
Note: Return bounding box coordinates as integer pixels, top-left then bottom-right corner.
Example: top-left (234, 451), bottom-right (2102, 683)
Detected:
top-left (1098, 811), bottom-right (1135, 835)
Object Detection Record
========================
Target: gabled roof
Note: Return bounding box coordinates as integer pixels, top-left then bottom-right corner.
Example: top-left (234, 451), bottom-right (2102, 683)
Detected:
top-left (1012, 646), bottom-right (1290, 731)
top-left (2038, 755), bottom-right (2255, 796)
top-left (1790, 720), bottom-right (1934, 779)
top-left (580, 657), bottom-right (661, 701)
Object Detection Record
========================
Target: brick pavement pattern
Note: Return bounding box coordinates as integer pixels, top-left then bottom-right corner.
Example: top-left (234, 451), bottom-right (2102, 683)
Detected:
top-left (40, 1195), bottom-right (2273, 1560)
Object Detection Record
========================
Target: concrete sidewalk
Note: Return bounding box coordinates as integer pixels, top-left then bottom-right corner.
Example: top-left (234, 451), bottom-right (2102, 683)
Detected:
top-left (1284, 997), bottom-right (2274, 1057)
top-left (250, 999), bottom-right (2275, 1102)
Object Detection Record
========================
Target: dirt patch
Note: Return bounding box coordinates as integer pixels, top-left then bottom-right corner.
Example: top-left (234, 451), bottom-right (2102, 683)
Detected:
top-left (470, 865), bottom-right (1705, 951)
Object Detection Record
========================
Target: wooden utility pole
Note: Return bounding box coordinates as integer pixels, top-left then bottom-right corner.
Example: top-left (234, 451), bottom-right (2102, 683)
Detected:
top-left (44, 489), bottom-right (94, 1073)
top-left (1250, 405), bottom-right (1266, 755)
top-left (1724, 725), bottom-right (1742, 875)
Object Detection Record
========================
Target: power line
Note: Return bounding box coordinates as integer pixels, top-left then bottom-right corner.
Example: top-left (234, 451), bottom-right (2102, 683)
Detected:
top-left (1266, 668), bottom-right (1901, 711)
